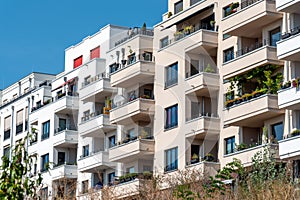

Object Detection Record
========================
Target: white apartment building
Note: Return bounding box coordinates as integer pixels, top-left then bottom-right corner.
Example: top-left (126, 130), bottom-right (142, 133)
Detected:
top-left (2, 0), bottom-right (300, 199)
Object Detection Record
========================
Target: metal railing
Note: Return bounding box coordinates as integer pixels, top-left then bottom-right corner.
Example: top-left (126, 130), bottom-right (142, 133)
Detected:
top-left (81, 72), bottom-right (110, 88)
top-left (54, 124), bottom-right (77, 134)
top-left (281, 26), bottom-right (300, 40)
top-left (112, 90), bottom-right (154, 109)
top-left (114, 28), bottom-right (154, 47)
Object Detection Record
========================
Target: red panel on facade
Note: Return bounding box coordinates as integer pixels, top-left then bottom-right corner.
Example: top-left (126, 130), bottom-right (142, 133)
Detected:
top-left (90, 46), bottom-right (100, 60)
top-left (74, 55), bottom-right (83, 69)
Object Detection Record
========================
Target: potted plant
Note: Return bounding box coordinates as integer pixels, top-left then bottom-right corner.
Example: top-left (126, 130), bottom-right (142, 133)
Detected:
top-left (225, 99), bottom-right (234, 108)
top-left (204, 63), bottom-right (215, 73)
top-left (143, 171), bottom-right (152, 180)
top-left (130, 173), bottom-right (138, 180)
top-left (167, 12), bottom-right (173, 18)
top-left (191, 153), bottom-right (199, 164)
top-left (203, 153), bottom-right (214, 162)
top-left (236, 143), bottom-right (248, 151)
top-left (210, 20), bottom-right (215, 30)
top-left (174, 31), bottom-right (183, 40)
top-left (184, 25), bottom-right (193, 35)
top-left (119, 175), bottom-right (125, 183)
top-left (124, 174), bottom-right (132, 182)
top-left (290, 129), bottom-right (300, 137)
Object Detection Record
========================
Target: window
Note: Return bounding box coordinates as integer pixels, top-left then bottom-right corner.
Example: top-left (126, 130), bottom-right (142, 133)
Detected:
top-left (160, 37), bottom-right (169, 48)
top-left (41, 120), bottom-right (50, 140)
top-left (142, 52), bottom-right (153, 61)
top-left (82, 180), bottom-right (89, 194)
top-left (40, 187), bottom-right (48, 200)
top-left (73, 55), bottom-right (83, 69)
top-left (90, 46), bottom-right (100, 60)
top-left (165, 104), bottom-right (178, 129)
top-left (165, 147), bottom-right (178, 172)
top-left (223, 47), bottom-right (234, 63)
top-left (41, 154), bottom-right (49, 172)
top-left (190, 0), bottom-right (201, 6)
top-left (271, 122), bottom-right (284, 142)
top-left (127, 166), bottom-right (135, 173)
top-left (108, 172), bottom-right (115, 185)
top-left (57, 152), bottom-right (65, 166)
top-left (34, 163), bottom-right (37, 175)
top-left (165, 62), bottom-right (178, 88)
top-left (225, 137), bottom-right (235, 154)
top-left (83, 145), bottom-right (89, 158)
top-left (3, 146), bottom-right (10, 159)
top-left (269, 27), bottom-right (281, 47)
top-left (58, 118), bottom-right (67, 132)
top-left (109, 136), bottom-right (116, 148)
top-left (16, 109), bottom-right (24, 135)
top-left (4, 116), bottom-right (11, 141)
top-left (128, 129), bottom-right (135, 139)
top-left (174, 1), bottom-right (183, 14)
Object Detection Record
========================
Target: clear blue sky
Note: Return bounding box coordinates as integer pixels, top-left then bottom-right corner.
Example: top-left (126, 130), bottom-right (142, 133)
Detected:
top-left (0, 0), bottom-right (167, 89)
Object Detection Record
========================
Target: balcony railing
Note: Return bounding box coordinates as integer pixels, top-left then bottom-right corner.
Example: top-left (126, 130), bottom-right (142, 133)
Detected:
top-left (112, 91), bottom-right (154, 109)
top-left (281, 26), bottom-right (300, 40)
top-left (114, 28), bottom-right (154, 47)
top-left (186, 112), bottom-right (218, 122)
top-left (109, 53), bottom-right (154, 75)
top-left (4, 129), bottom-right (10, 141)
top-left (117, 129), bottom-right (153, 146)
top-left (185, 66), bottom-right (217, 79)
top-left (81, 110), bottom-right (109, 123)
top-left (81, 73), bottom-right (110, 88)
top-left (161, 23), bottom-right (216, 49)
top-left (16, 123), bottom-right (23, 135)
top-left (79, 150), bottom-right (105, 160)
top-left (54, 125), bottom-right (77, 135)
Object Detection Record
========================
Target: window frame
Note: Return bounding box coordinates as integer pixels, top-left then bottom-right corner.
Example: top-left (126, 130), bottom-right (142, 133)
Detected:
top-left (165, 104), bottom-right (178, 130)
top-left (225, 136), bottom-right (235, 155)
top-left (165, 147), bottom-right (178, 172)
top-left (174, 0), bottom-right (183, 14)
top-left (41, 153), bottom-right (49, 172)
top-left (165, 62), bottom-right (178, 88)
top-left (41, 120), bottom-right (50, 140)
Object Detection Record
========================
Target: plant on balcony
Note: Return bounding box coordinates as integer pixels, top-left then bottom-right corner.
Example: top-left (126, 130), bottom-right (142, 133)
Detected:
top-left (184, 25), bottom-right (193, 35)
top-left (225, 99), bottom-right (235, 108)
top-left (203, 153), bottom-right (214, 162)
top-left (236, 143), bottom-right (248, 151)
top-left (43, 99), bottom-right (51, 105)
top-left (290, 129), bottom-right (300, 138)
top-left (204, 63), bottom-right (215, 73)
top-left (230, 2), bottom-right (239, 13)
top-left (241, 93), bottom-right (252, 101)
top-left (281, 81), bottom-right (291, 89)
top-left (119, 175), bottom-right (125, 183)
top-left (143, 171), bottom-right (152, 180)
top-left (191, 153), bottom-right (199, 164)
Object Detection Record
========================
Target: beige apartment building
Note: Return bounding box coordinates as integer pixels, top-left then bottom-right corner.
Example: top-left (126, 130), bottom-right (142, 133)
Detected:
top-left (2, 0), bottom-right (300, 199)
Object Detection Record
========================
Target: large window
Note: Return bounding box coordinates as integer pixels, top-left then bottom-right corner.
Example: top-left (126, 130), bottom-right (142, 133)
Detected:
top-left (165, 104), bottom-right (178, 129)
top-left (269, 27), bottom-right (281, 47)
top-left (73, 55), bottom-right (83, 69)
top-left (271, 122), bottom-right (284, 142)
top-left (165, 62), bottom-right (178, 88)
top-left (41, 120), bottom-right (50, 140)
top-left (223, 47), bottom-right (234, 63)
top-left (4, 116), bottom-right (11, 141)
top-left (225, 136), bottom-right (235, 154)
top-left (165, 147), bottom-right (178, 172)
top-left (90, 46), bottom-right (100, 60)
top-left (41, 153), bottom-right (49, 172)
top-left (174, 1), bottom-right (183, 14)
top-left (3, 146), bottom-right (10, 159)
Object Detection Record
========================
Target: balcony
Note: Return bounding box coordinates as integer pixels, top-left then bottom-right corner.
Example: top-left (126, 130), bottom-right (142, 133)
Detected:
top-left (160, 28), bottom-right (218, 51)
top-left (185, 116), bottom-right (220, 138)
top-left (277, 27), bottom-right (300, 62)
top-left (80, 73), bottom-right (116, 102)
top-left (79, 113), bottom-right (116, 138)
top-left (278, 83), bottom-right (300, 109)
top-left (77, 151), bottom-right (115, 173)
top-left (113, 179), bottom-right (141, 198)
top-left (114, 28), bottom-right (154, 47)
top-left (221, 0), bottom-right (282, 37)
top-left (276, 0), bottom-right (300, 12)
top-left (223, 144), bottom-right (279, 166)
top-left (279, 135), bottom-right (300, 159)
top-left (109, 138), bottom-right (155, 162)
top-left (185, 161), bottom-right (220, 177)
top-left (110, 56), bottom-right (155, 88)
top-left (223, 45), bottom-right (282, 79)
top-left (51, 164), bottom-right (78, 180)
top-left (53, 95), bottom-right (79, 114)
top-left (53, 129), bottom-right (78, 148)
top-left (224, 94), bottom-right (283, 127)
top-left (110, 98), bottom-right (155, 125)
top-left (185, 72), bottom-right (219, 95)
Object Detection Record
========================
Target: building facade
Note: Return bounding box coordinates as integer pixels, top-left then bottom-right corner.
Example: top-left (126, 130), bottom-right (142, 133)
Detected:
top-left (1, 0), bottom-right (300, 199)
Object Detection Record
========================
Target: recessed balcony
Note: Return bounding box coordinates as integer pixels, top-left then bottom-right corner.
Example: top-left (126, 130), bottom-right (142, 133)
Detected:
top-left (51, 164), bottom-right (78, 180)
top-left (53, 129), bottom-right (78, 148)
top-left (277, 30), bottom-right (300, 62)
top-left (279, 135), bottom-right (300, 159)
top-left (110, 98), bottom-right (155, 125)
top-left (109, 138), bottom-right (155, 162)
top-left (223, 144), bottom-right (279, 167)
top-left (80, 74), bottom-right (116, 103)
top-left (185, 161), bottom-right (220, 177)
top-left (185, 116), bottom-right (220, 138)
top-left (79, 113), bottom-right (116, 138)
top-left (53, 95), bottom-right (79, 114)
top-left (223, 45), bottom-right (282, 79)
top-left (276, 0), bottom-right (300, 13)
top-left (221, 0), bottom-right (282, 37)
top-left (77, 151), bottom-right (116, 173)
top-left (110, 55), bottom-right (155, 88)
top-left (185, 72), bottom-right (219, 95)
top-left (224, 94), bottom-right (283, 127)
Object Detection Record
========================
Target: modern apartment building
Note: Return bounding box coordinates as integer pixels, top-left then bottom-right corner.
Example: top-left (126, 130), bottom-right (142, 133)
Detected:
top-left (2, 0), bottom-right (300, 199)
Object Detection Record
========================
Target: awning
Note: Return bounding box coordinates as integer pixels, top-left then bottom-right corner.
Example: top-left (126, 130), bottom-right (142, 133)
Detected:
top-left (51, 77), bottom-right (77, 92)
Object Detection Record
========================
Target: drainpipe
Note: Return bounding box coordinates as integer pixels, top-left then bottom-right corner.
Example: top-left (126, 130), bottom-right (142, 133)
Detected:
top-left (10, 106), bottom-right (14, 161)
top-left (26, 97), bottom-right (30, 151)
